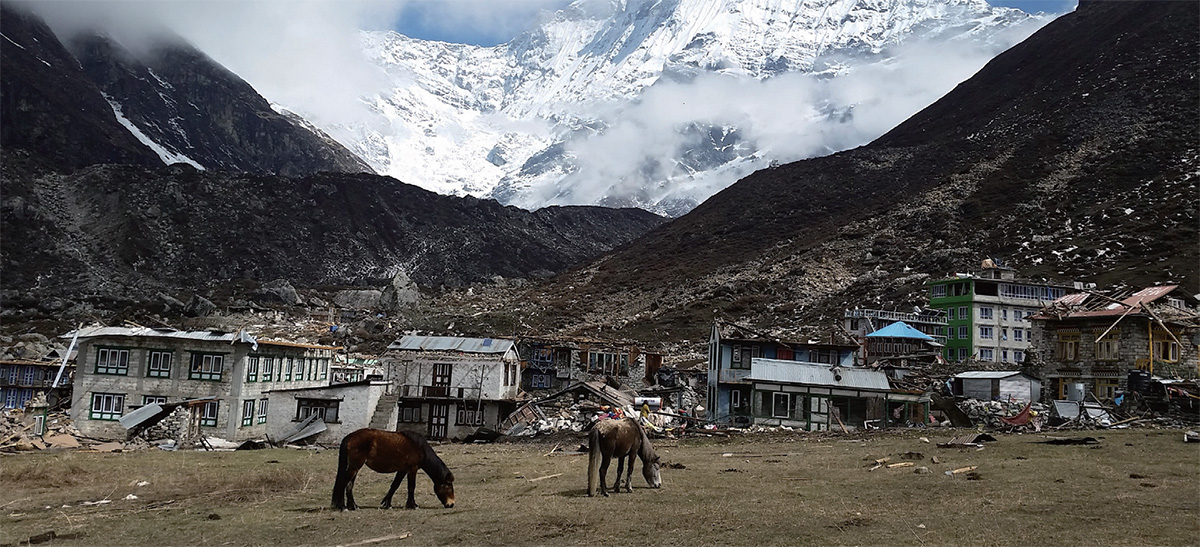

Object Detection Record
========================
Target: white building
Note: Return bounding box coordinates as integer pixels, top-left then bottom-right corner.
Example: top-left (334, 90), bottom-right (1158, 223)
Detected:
top-left (265, 379), bottom-right (391, 445)
top-left (384, 335), bottom-right (521, 440)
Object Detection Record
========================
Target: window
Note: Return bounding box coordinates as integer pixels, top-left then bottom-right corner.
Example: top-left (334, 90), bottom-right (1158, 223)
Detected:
top-left (1095, 331), bottom-right (1120, 361)
top-left (1014, 310), bottom-right (1024, 321)
top-left (1014, 350), bottom-right (1024, 362)
top-left (772, 392), bottom-right (789, 419)
top-left (530, 373), bottom-right (552, 389)
top-left (958, 326), bottom-right (968, 339)
top-left (319, 359), bottom-right (328, 381)
top-left (90, 393), bottom-right (125, 420)
top-left (200, 401), bottom-right (219, 427)
top-left (979, 326), bottom-right (994, 339)
top-left (947, 308), bottom-right (956, 320)
top-left (262, 357), bottom-right (274, 382)
top-left (246, 357), bottom-right (259, 382)
top-left (143, 395), bottom-right (167, 405)
top-left (1095, 379), bottom-right (1118, 400)
top-left (1001, 309), bottom-right (1008, 321)
top-left (931, 285), bottom-right (946, 298)
top-left (147, 351), bottom-right (172, 378)
top-left (730, 345), bottom-right (751, 370)
top-left (399, 402), bottom-right (423, 423)
top-left (1056, 333), bottom-right (1080, 361)
top-left (189, 353), bottom-right (224, 381)
top-left (1001, 350), bottom-right (1009, 363)
top-left (285, 358), bottom-right (293, 381)
top-left (958, 348), bottom-right (968, 361)
top-left (979, 307), bottom-right (994, 320)
top-left (1014, 328), bottom-right (1024, 342)
top-left (1001, 327), bottom-right (1008, 341)
top-left (589, 352), bottom-right (622, 375)
top-left (257, 398), bottom-right (269, 424)
top-left (297, 399), bottom-right (340, 423)
top-left (980, 348), bottom-right (995, 361)
top-left (242, 399), bottom-right (255, 427)
top-left (1152, 340), bottom-right (1180, 362)
top-left (95, 348), bottom-right (130, 375)
top-left (456, 401), bottom-right (485, 426)
top-left (293, 358), bottom-right (304, 381)
top-left (959, 306), bottom-right (968, 320)
top-left (730, 390), bottom-right (743, 411)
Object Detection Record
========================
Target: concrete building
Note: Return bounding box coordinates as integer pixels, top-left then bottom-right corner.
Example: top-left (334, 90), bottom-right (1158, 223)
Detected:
top-left (1027, 285), bottom-right (1199, 401)
top-left (926, 263), bottom-right (1073, 364)
top-left (384, 335), bottom-right (521, 440)
top-left (265, 379), bottom-right (391, 445)
top-left (66, 327), bottom-right (336, 441)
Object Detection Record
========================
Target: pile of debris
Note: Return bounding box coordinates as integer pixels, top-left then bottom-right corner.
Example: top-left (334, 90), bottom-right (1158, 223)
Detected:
top-left (0, 406), bottom-right (90, 452)
top-left (957, 399), bottom-right (1049, 430)
top-left (501, 379), bottom-right (703, 439)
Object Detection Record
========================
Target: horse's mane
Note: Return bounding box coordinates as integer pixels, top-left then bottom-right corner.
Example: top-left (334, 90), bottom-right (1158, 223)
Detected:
top-left (400, 431), bottom-right (453, 484)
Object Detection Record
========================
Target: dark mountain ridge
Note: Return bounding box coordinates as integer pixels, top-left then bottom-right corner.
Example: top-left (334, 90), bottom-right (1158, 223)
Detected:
top-left (439, 0), bottom-right (1198, 342)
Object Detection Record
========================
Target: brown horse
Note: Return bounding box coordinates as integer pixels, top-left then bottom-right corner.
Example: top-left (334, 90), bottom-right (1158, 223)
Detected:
top-left (332, 428), bottom-right (455, 511)
top-left (587, 417), bottom-right (662, 497)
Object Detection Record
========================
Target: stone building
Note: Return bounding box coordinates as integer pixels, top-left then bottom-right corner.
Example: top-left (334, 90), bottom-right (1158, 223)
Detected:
top-left (67, 326), bottom-right (336, 441)
top-left (1027, 285), bottom-right (1199, 402)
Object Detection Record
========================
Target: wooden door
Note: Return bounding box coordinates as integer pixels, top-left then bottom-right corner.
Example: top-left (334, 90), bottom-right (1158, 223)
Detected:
top-left (429, 403), bottom-right (449, 439)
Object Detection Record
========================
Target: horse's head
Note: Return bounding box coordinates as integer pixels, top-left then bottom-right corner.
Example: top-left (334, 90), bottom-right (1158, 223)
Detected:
top-left (642, 454), bottom-right (662, 489)
top-left (435, 471), bottom-right (455, 508)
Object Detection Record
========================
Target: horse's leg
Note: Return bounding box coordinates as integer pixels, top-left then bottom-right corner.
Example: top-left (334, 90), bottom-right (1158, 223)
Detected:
top-left (612, 454), bottom-right (625, 494)
top-left (404, 469), bottom-right (419, 509)
top-left (623, 453), bottom-right (635, 493)
top-left (598, 454), bottom-right (611, 497)
top-left (381, 472), bottom-right (404, 509)
top-left (345, 468), bottom-right (361, 511)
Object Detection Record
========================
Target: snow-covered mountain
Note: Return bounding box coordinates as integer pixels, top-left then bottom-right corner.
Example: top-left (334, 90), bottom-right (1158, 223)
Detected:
top-left (316, 0), bottom-right (1053, 215)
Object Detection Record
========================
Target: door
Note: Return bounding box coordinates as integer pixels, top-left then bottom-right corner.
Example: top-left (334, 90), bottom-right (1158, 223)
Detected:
top-left (429, 403), bottom-right (449, 439)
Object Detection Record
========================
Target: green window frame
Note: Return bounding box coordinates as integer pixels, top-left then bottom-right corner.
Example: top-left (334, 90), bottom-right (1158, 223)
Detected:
top-left (95, 347), bottom-right (130, 375)
top-left (257, 398), bottom-right (269, 424)
top-left (246, 356), bottom-right (259, 383)
top-left (241, 399), bottom-right (255, 427)
top-left (146, 350), bottom-right (173, 378)
top-left (200, 401), bottom-right (219, 427)
top-left (90, 392), bottom-right (125, 420)
top-left (189, 353), bottom-right (225, 381)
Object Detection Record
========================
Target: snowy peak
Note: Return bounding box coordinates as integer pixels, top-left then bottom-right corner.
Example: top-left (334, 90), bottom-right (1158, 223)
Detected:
top-left (322, 0), bottom-right (1049, 215)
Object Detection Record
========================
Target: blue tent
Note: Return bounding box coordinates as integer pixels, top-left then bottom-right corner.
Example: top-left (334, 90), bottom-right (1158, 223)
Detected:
top-left (865, 321), bottom-right (933, 340)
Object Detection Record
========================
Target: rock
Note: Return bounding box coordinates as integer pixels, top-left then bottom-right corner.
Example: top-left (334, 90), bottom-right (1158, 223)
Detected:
top-left (379, 271), bottom-right (419, 312)
top-left (334, 289), bottom-right (382, 310)
top-left (184, 295), bottom-right (217, 317)
top-left (252, 279), bottom-right (300, 306)
top-left (157, 292), bottom-right (187, 311)
top-left (913, 466), bottom-right (931, 474)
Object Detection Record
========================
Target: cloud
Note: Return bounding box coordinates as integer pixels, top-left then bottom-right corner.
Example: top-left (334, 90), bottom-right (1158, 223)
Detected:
top-left (551, 17), bottom-right (1049, 211)
top-left (393, 0), bottom-right (569, 46)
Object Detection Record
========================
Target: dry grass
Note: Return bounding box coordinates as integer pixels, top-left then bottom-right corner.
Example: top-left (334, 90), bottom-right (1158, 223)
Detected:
top-left (1, 429), bottom-right (1197, 546)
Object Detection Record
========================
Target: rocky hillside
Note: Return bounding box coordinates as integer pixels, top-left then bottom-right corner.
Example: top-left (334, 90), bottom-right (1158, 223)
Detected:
top-left (0, 3), bottom-right (371, 177)
top-left (425, 0), bottom-right (1198, 343)
top-left (0, 163), bottom-right (665, 301)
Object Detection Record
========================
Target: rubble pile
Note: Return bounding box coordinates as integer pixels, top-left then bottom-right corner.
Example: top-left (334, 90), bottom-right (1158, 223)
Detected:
top-left (0, 407), bottom-right (84, 452)
top-left (957, 399), bottom-right (1049, 430)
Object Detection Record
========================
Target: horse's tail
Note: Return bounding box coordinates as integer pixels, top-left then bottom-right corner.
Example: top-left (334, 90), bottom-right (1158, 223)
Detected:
top-left (331, 433), bottom-right (353, 509)
top-left (587, 426), bottom-right (601, 497)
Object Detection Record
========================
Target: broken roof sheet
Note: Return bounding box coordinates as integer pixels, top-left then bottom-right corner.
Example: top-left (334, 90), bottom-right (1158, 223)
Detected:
top-left (866, 321), bottom-right (934, 340)
top-left (749, 359), bottom-right (891, 391)
top-left (63, 326), bottom-right (238, 342)
top-left (388, 335), bottom-right (514, 354)
top-left (1032, 284), bottom-right (1198, 322)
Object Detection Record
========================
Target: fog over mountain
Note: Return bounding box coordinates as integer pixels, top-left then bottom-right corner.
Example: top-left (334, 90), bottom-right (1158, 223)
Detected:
top-left (22, 0), bottom-right (1053, 216)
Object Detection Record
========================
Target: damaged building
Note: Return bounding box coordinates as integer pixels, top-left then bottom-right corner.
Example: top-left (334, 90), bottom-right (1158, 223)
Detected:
top-left (383, 335), bottom-right (521, 440)
top-left (708, 320), bottom-right (860, 425)
top-left (516, 335), bottom-right (660, 393)
top-left (66, 327), bottom-right (336, 441)
top-left (1027, 284), bottom-right (1200, 402)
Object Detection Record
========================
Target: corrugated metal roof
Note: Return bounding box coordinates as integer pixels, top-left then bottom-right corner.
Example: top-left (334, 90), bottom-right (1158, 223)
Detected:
top-left (748, 359), bottom-right (891, 391)
top-left (866, 321), bottom-right (933, 340)
top-left (954, 371), bottom-right (1030, 379)
top-left (64, 326), bottom-right (239, 342)
top-left (388, 335), bottom-right (514, 354)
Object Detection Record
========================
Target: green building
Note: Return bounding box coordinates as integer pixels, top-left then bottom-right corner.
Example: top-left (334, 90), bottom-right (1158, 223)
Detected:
top-left (926, 265), bottom-right (1073, 364)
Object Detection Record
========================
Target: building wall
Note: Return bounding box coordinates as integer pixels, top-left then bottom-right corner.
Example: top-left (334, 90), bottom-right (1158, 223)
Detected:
top-left (71, 336), bottom-right (332, 441)
top-left (266, 382), bottom-right (388, 445)
top-left (929, 273), bottom-right (1068, 363)
top-left (1030, 316), bottom-right (1198, 401)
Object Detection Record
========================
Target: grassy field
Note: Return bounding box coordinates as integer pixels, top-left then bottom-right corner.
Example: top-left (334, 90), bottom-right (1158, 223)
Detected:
top-left (1, 428), bottom-right (1196, 546)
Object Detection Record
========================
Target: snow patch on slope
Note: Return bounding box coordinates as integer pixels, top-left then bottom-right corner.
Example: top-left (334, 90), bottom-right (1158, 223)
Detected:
top-left (104, 94), bottom-right (205, 170)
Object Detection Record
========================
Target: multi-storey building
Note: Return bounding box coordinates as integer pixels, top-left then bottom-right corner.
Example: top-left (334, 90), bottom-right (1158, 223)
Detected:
top-left (0, 359), bottom-right (73, 409)
top-left (67, 327), bottom-right (335, 441)
top-left (1028, 285), bottom-right (1199, 401)
top-left (707, 320), bottom-right (858, 425)
top-left (926, 264), bottom-right (1073, 364)
top-left (384, 335), bottom-right (522, 440)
